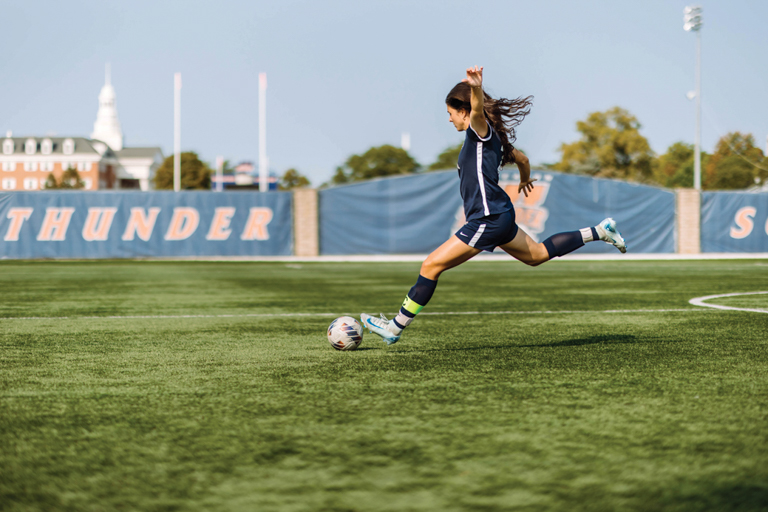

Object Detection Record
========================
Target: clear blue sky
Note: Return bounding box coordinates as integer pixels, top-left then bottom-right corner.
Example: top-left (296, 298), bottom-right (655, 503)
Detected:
top-left (1, 0), bottom-right (766, 185)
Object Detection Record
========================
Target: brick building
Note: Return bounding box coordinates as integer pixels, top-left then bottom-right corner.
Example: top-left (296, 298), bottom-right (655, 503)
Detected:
top-left (0, 66), bottom-right (162, 191)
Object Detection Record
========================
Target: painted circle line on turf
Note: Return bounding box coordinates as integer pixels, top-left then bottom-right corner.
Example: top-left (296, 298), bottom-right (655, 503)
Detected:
top-left (689, 291), bottom-right (768, 314)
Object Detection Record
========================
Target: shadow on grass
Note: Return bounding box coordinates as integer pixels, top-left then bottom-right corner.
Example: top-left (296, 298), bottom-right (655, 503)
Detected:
top-left (392, 334), bottom-right (642, 353)
top-left (520, 334), bottom-right (639, 347)
top-left (662, 483), bottom-right (768, 512)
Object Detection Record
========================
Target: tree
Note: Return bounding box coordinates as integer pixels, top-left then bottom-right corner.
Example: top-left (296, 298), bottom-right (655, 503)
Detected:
top-left (153, 152), bottom-right (212, 190)
top-left (332, 144), bottom-right (419, 184)
top-left (652, 142), bottom-right (708, 188)
top-left (554, 107), bottom-right (654, 182)
top-left (428, 143), bottom-right (462, 171)
top-left (279, 168), bottom-right (311, 190)
top-left (704, 132), bottom-right (766, 190)
top-left (44, 167), bottom-right (85, 189)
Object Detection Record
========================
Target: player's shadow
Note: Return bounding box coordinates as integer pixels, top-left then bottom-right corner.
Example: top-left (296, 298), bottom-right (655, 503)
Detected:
top-left (520, 334), bottom-right (638, 347)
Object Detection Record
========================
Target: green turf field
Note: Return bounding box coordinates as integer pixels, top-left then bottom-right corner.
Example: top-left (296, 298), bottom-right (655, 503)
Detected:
top-left (1, 259), bottom-right (767, 511)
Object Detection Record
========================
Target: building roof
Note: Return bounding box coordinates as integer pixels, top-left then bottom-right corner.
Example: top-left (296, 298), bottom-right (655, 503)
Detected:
top-left (1, 136), bottom-right (101, 156)
top-left (115, 147), bottom-right (163, 159)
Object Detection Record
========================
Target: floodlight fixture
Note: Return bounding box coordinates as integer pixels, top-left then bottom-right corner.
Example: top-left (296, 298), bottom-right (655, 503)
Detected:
top-left (683, 6), bottom-right (703, 32)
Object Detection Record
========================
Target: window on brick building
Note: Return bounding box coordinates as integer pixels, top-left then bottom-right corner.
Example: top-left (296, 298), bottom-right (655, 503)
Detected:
top-left (63, 139), bottom-right (75, 155)
top-left (24, 138), bottom-right (37, 155)
top-left (2, 178), bottom-right (16, 190)
top-left (2, 139), bottom-right (13, 155)
top-left (41, 138), bottom-right (53, 155)
top-left (23, 178), bottom-right (38, 190)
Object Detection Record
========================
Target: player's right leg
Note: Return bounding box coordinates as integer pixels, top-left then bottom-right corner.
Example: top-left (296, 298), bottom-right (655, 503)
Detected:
top-left (362, 236), bottom-right (480, 345)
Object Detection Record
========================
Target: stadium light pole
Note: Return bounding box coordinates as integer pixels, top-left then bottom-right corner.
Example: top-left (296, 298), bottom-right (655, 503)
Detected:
top-left (258, 73), bottom-right (268, 193)
top-left (684, 6), bottom-right (703, 190)
top-left (215, 155), bottom-right (224, 192)
top-left (173, 72), bottom-right (182, 192)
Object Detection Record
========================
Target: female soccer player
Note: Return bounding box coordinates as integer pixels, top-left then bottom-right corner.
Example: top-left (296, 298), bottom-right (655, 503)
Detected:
top-left (361, 66), bottom-right (626, 345)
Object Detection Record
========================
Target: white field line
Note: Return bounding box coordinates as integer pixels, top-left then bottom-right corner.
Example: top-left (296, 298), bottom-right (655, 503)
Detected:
top-left (128, 252), bottom-right (768, 263)
top-left (0, 308), bottom-right (703, 322)
top-left (689, 291), bottom-right (768, 314)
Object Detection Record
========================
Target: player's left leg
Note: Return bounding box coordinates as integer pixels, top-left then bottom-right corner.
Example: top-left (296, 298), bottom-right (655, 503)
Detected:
top-left (362, 236), bottom-right (480, 345)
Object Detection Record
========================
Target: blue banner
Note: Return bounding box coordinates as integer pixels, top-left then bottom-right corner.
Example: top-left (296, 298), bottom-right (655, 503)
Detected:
top-left (320, 170), bottom-right (675, 255)
top-left (0, 191), bottom-right (292, 259)
top-left (320, 172), bottom-right (462, 254)
top-left (701, 191), bottom-right (768, 252)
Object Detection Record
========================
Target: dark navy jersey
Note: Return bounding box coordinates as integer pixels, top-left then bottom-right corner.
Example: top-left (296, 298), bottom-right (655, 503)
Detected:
top-left (457, 121), bottom-right (514, 221)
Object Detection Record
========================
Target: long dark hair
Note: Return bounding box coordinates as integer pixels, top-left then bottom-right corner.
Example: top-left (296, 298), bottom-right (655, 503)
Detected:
top-left (446, 82), bottom-right (533, 166)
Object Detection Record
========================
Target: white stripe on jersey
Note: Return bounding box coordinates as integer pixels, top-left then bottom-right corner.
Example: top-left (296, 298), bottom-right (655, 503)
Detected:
top-left (476, 142), bottom-right (490, 216)
top-left (469, 223), bottom-right (486, 247)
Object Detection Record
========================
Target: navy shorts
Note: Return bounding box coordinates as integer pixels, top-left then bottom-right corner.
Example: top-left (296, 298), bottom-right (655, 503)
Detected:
top-left (455, 209), bottom-right (519, 252)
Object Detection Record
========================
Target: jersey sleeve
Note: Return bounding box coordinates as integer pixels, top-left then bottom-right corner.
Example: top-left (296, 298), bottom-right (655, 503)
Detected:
top-left (467, 120), bottom-right (493, 143)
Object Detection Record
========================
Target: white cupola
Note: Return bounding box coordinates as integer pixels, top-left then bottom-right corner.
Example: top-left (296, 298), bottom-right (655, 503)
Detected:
top-left (90, 63), bottom-right (124, 151)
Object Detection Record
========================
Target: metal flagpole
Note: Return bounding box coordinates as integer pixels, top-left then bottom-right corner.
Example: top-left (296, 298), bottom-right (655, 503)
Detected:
top-left (174, 72), bottom-right (182, 192)
top-left (215, 155), bottom-right (224, 192)
top-left (259, 73), bottom-right (268, 193)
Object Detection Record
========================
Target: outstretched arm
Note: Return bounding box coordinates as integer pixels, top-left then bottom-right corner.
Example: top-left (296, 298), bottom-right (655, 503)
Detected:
top-left (513, 148), bottom-right (537, 197)
top-left (462, 66), bottom-right (488, 139)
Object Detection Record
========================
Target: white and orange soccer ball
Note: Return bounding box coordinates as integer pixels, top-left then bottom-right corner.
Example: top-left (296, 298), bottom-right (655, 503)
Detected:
top-left (327, 316), bottom-right (364, 351)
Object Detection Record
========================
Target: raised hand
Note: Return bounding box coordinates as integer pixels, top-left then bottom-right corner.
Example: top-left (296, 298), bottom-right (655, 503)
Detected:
top-left (518, 178), bottom-right (537, 198)
top-left (462, 65), bottom-right (483, 88)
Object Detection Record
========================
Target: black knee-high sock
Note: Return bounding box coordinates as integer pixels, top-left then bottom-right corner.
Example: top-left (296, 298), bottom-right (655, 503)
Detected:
top-left (543, 227), bottom-right (599, 258)
top-left (391, 274), bottom-right (437, 332)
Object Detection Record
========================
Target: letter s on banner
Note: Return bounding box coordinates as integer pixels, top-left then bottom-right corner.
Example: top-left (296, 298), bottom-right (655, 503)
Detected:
top-left (37, 207), bottom-right (75, 241)
top-left (4, 208), bottom-right (33, 241)
top-left (82, 208), bottom-right (117, 241)
top-left (165, 207), bottom-right (200, 241)
top-left (241, 207), bottom-right (273, 241)
top-left (730, 207), bottom-right (756, 239)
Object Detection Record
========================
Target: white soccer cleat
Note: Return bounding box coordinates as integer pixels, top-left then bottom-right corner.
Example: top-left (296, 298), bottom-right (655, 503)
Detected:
top-left (360, 313), bottom-right (401, 345)
top-left (596, 217), bottom-right (627, 253)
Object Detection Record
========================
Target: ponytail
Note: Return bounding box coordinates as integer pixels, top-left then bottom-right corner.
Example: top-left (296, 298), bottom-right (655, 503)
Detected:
top-left (446, 82), bottom-right (533, 166)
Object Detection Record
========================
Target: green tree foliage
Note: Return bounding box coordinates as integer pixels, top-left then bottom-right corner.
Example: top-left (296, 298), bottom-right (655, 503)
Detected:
top-left (44, 167), bottom-right (85, 189)
top-left (153, 152), bottom-right (212, 190)
top-left (652, 142), bottom-right (711, 189)
top-left (428, 143), bottom-right (462, 171)
top-left (332, 145), bottom-right (419, 184)
top-left (554, 107), bottom-right (654, 181)
top-left (704, 132), bottom-right (766, 190)
top-left (279, 168), bottom-right (311, 190)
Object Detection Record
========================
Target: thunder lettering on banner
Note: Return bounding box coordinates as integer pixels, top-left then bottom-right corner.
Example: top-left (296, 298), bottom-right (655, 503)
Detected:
top-left (730, 206), bottom-right (756, 239)
top-left (122, 208), bottom-right (161, 241)
top-left (206, 207), bottom-right (236, 240)
top-left (240, 207), bottom-right (273, 241)
top-left (37, 207), bottom-right (75, 241)
top-left (4, 208), bottom-right (33, 241)
top-left (82, 208), bottom-right (118, 241)
top-left (165, 207), bottom-right (200, 241)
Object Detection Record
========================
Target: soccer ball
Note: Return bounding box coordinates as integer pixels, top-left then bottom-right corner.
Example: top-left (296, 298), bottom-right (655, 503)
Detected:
top-left (327, 316), bottom-right (364, 351)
